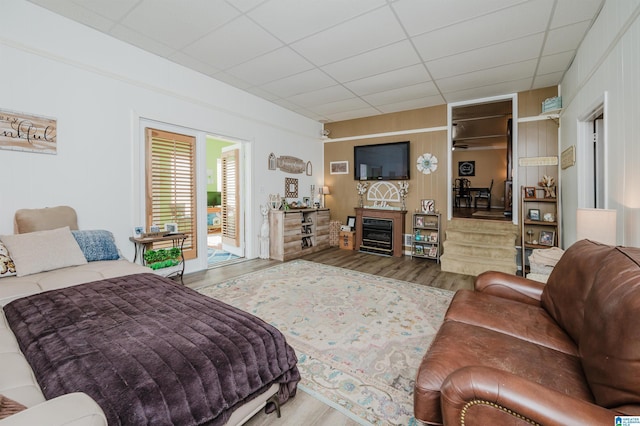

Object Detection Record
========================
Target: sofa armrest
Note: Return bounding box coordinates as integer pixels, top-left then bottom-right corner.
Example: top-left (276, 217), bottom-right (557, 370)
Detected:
top-left (474, 271), bottom-right (544, 305)
top-left (0, 393), bottom-right (106, 426)
top-left (440, 366), bottom-right (613, 426)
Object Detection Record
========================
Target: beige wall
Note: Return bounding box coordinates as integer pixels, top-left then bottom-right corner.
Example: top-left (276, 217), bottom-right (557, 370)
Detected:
top-left (324, 88), bottom-right (559, 241)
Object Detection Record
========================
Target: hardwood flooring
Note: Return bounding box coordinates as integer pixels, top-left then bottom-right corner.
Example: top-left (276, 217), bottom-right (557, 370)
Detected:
top-left (182, 248), bottom-right (475, 425)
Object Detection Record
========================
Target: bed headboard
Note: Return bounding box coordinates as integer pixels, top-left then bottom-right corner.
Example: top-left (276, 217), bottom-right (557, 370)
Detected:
top-left (14, 206), bottom-right (79, 234)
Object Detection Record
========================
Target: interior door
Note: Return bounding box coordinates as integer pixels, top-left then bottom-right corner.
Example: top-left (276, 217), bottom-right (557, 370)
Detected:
top-left (221, 147), bottom-right (243, 257)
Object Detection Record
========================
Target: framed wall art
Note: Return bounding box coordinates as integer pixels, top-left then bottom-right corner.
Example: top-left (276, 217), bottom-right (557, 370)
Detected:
top-left (458, 161), bottom-right (475, 176)
top-left (330, 161), bottom-right (349, 174)
top-left (285, 177), bottom-right (298, 198)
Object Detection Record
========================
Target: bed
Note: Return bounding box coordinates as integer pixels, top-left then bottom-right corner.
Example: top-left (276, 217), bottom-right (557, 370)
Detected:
top-left (0, 206), bottom-right (299, 425)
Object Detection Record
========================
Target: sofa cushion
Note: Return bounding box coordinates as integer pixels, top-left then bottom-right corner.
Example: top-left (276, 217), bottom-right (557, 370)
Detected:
top-left (71, 230), bottom-right (120, 262)
top-left (445, 290), bottom-right (577, 355)
top-left (580, 246), bottom-right (640, 409)
top-left (0, 243), bottom-right (16, 278)
top-left (541, 239), bottom-right (616, 344)
top-left (0, 227), bottom-right (87, 277)
top-left (414, 320), bottom-right (593, 424)
top-left (13, 206), bottom-right (78, 234)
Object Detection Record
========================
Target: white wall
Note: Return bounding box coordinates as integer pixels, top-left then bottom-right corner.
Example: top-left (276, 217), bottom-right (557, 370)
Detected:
top-left (0, 0), bottom-right (324, 271)
top-left (560, 0), bottom-right (640, 247)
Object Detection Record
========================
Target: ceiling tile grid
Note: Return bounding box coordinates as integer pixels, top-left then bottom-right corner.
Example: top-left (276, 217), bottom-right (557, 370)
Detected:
top-left (26, 0), bottom-right (605, 122)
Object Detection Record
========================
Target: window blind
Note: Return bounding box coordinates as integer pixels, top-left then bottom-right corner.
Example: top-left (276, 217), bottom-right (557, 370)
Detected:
top-left (145, 128), bottom-right (197, 260)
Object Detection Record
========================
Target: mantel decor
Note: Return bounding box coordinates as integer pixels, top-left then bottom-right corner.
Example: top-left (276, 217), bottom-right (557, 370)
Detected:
top-left (0, 109), bottom-right (57, 154)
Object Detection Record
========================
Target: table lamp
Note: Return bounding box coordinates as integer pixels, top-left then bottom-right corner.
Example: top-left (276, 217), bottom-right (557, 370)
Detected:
top-left (576, 208), bottom-right (616, 245)
top-left (320, 186), bottom-right (330, 208)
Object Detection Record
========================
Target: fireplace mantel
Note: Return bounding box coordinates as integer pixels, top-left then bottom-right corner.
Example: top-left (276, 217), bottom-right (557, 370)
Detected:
top-left (355, 208), bottom-right (407, 257)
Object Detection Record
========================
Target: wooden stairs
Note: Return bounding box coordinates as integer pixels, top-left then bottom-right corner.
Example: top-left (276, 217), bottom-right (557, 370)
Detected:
top-left (440, 218), bottom-right (518, 277)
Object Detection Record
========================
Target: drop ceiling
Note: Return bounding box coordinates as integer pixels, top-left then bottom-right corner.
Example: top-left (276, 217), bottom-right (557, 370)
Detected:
top-left (27, 0), bottom-right (603, 123)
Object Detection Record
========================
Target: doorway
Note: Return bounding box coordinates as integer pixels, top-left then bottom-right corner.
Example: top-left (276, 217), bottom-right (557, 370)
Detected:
top-left (578, 101), bottom-right (606, 209)
top-left (205, 136), bottom-right (245, 267)
top-left (448, 95), bottom-right (516, 222)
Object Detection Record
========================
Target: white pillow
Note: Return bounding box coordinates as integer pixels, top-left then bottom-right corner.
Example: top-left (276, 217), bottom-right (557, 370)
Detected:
top-left (0, 227), bottom-right (87, 277)
top-left (0, 242), bottom-right (17, 278)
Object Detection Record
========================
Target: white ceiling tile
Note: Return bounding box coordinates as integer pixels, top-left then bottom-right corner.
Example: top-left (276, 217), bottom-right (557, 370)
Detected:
top-left (226, 0), bottom-right (267, 13)
top-left (183, 16), bottom-right (283, 69)
top-left (323, 107), bottom-right (382, 122)
top-left (376, 94), bottom-right (445, 114)
top-left (426, 33), bottom-right (544, 79)
top-left (26, 0), bottom-right (601, 122)
top-left (550, 0), bottom-right (604, 28)
top-left (532, 71), bottom-right (564, 89)
top-left (344, 64), bottom-right (431, 96)
top-left (537, 51), bottom-right (575, 75)
top-left (542, 21), bottom-right (592, 56)
top-left (392, 0), bottom-right (529, 36)
top-left (443, 77), bottom-right (533, 103)
top-left (227, 47), bottom-right (313, 86)
top-left (321, 40), bottom-right (421, 83)
top-left (121, 0), bottom-right (239, 50)
top-left (261, 69), bottom-right (337, 98)
top-left (249, 0), bottom-right (386, 43)
top-left (71, 0), bottom-right (138, 21)
top-left (27, 0), bottom-right (117, 32)
top-left (363, 82), bottom-right (439, 106)
top-left (110, 24), bottom-right (176, 57)
top-left (287, 85), bottom-right (355, 107)
top-left (291, 7), bottom-right (406, 66)
top-left (412, 0), bottom-right (553, 61)
top-left (312, 97), bottom-right (374, 115)
top-left (437, 60), bottom-right (536, 93)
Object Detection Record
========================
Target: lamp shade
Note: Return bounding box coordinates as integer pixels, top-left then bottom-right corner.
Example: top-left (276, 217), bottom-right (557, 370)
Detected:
top-left (576, 208), bottom-right (616, 245)
top-left (321, 186), bottom-right (330, 195)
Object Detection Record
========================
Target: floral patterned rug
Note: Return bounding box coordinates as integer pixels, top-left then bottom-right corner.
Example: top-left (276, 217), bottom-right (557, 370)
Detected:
top-left (197, 260), bottom-right (454, 426)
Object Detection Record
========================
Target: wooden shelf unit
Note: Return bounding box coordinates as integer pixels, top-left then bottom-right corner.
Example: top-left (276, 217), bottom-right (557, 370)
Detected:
top-left (411, 213), bottom-right (441, 262)
top-left (520, 186), bottom-right (559, 252)
top-left (269, 208), bottom-right (329, 261)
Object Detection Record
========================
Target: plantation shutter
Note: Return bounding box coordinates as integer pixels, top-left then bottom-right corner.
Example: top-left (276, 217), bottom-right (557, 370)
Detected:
top-left (221, 148), bottom-right (240, 247)
top-left (145, 128), bottom-right (197, 260)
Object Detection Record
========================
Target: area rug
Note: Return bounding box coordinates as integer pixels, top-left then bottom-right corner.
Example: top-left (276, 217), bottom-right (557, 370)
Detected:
top-left (207, 247), bottom-right (240, 264)
top-left (197, 260), bottom-right (454, 426)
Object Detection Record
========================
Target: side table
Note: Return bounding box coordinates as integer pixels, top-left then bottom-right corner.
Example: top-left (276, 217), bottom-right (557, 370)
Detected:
top-left (129, 233), bottom-right (187, 284)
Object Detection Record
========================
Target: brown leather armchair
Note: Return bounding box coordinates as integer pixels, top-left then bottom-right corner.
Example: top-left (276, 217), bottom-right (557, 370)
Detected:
top-left (414, 240), bottom-right (640, 425)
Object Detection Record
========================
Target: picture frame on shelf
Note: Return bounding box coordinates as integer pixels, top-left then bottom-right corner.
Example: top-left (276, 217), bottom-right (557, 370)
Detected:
top-left (428, 246), bottom-right (438, 257)
top-left (133, 226), bottom-right (144, 238)
top-left (430, 232), bottom-right (438, 242)
top-left (346, 216), bottom-right (356, 230)
top-left (415, 245), bottom-right (424, 255)
top-left (421, 199), bottom-right (435, 213)
top-left (415, 216), bottom-right (424, 227)
top-left (303, 197), bottom-right (311, 207)
top-left (164, 223), bottom-right (178, 233)
top-left (524, 187), bottom-right (536, 198)
top-left (539, 230), bottom-right (555, 246)
top-left (528, 209), bottom-right (540, 221)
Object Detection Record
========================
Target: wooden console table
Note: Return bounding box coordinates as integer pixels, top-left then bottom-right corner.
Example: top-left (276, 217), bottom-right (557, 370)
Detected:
top-left (355, 208), bottom-right (407, 257)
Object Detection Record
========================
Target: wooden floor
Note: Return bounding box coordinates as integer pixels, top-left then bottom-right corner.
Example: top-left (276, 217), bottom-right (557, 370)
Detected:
top-left (182, 248), bottom-right (475, 425)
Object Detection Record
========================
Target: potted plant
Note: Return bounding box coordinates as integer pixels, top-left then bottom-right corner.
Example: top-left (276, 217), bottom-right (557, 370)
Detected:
top-left (143, 247), bottom-right (181, 270)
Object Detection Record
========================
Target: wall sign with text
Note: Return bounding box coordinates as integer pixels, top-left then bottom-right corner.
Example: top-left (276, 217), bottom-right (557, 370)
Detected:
top-left (0, 109), bottom-right (57, 154)
top-left (458, 161), bottom-right (475, 176)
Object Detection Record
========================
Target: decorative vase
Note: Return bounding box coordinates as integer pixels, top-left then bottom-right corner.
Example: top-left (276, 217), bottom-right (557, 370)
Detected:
top-left (401, 199), bottom-right (406, 210)
top-left (359, 195), bottom-right (364, 208)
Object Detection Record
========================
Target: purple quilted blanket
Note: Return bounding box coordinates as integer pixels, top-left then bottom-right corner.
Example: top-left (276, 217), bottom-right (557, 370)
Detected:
top-left (4, 273), bottom-right (300, 425)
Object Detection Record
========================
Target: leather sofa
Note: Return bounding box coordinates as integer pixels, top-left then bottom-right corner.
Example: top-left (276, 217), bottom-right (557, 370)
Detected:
top-left (414, 239), bottom-right (640, 425)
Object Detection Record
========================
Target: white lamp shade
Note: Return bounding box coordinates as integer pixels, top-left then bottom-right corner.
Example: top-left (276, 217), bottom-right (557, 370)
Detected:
top-left (321, 186), bottom-right (330, 195)
top-left (576, 208), bottom-right (616, 246)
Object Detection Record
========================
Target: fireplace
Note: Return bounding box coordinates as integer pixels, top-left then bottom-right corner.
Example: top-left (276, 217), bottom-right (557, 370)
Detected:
top-left (354, 208), bottom-right (407, 257)
top-left (361, 217), bottom-right (393, 255)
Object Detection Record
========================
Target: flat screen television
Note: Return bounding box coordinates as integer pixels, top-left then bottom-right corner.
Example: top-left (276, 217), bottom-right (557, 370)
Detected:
top-left (354, 141), bottom-right (410, 181)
